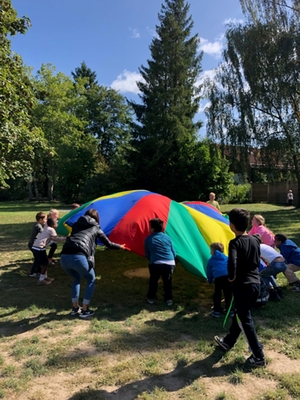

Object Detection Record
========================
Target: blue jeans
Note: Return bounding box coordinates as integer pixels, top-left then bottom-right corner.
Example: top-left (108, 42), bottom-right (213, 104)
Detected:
top-left (60, 254), bottom-right (95, 305)
top-left (260, 260), bottom-right (286, 287)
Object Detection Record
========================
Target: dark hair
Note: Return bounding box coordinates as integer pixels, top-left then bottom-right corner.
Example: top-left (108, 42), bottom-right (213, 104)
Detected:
top-left (149, 218), bottom-right (164, 232)
top-left (252, 233), bottom-right (262, 243)
top-left (274, 233), bottom-right (287, 243)
top-left (36, 212), bottom-right (46, 221)
top-left (85, 208), bottom-right (100, 224)
top-left (228, 208), bottom-right (250, 232)
top-left (47, 217), bottom-right (56, 228)
top-left (210, 242), bottom-right (224, 253)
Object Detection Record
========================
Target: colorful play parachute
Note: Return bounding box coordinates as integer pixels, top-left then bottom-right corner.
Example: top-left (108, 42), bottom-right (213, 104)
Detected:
top-left (57, 190), bottom-right (234, 279)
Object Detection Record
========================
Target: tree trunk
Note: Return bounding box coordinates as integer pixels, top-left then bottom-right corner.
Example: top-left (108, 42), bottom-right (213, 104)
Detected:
top-left (47, 160), bottom-right (55, 200)
top-left (27, 181), bottom-right (33, 200)
top-left (33, 173), bottom-right (39, 200)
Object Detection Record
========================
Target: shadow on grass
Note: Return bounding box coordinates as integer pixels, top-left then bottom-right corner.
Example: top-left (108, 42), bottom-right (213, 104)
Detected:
top-left (0, 201), bottom-right (67, 213)
top-left (0, 252), bottom-right (210, 337)
top-left (1, 249), bottom-right (300, 355)
top-left (67, 348), bottom-right (245, 400)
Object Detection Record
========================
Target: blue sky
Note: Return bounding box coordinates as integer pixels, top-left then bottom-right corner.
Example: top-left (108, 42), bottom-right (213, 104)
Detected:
top-left (11, 0), bottom-right (243, 136)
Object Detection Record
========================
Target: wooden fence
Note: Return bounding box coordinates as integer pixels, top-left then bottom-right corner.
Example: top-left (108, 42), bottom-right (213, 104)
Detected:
top-left (251, 182), bottom-right (298, 204)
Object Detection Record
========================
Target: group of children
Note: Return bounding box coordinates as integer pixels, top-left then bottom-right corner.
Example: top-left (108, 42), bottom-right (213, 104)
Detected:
top-left (28, 204), bottom-right (81, 285)
top-left (27, 203), bottom-right (300, 367)
top-left (208, 210), bottom-right (300, 367)
top-left (28, 209), bottom-right (66, 285)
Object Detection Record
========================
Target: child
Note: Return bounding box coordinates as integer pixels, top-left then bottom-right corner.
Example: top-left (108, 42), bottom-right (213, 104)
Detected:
top-left (255, 235), bottom-right (286, 300)
top-left (28, 212), bottom-right (47, 277)
top-left (32, 217), bottom-right (66, 286)
top-left (144, 218), bottom-right (176, 306)
top-left (206, 192), bottom-right (221, 211)
top-left (248, 214), bottom-right (275, 247)
top-left (274, 233), bottom-right (300, 290)
top-left (206, 242), bottom-right (233, 318)
top-left (46, 209), bottom-right (59, 264)
top-left (214, 208), bottom-right (265, 367)
top-left (287, 190), bottom-right (293, 206)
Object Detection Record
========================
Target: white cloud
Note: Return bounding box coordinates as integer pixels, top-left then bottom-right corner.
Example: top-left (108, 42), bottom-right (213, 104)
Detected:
top-left (198, 37), bottom-right (224, 58)
top-left (198, 100), bottom-right (211, 113)
top-left (196, 68), bottom-right (218, 88)
top-left (111, 70), bottom-right (144, 94)
top-left (146, 26), bottom-right (159, 38)
top-left (223, 18), bottom-right (244, 25)
top-left (129, 27), bottom-right (140, 39)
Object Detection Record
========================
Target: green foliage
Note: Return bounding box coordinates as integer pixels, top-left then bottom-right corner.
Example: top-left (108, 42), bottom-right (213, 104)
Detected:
top-left (70, 62), bottom-right (134, 198)
top-left (206, 18), bottom-right (300, 198)
top-left (222, 183), bottom-right (251, 204)
top-left (128, 0), bottom-right (207, 200)
top-left (72, 62), bottom-right (133, 166)
top-left (30, 63), bottom-right (97, 200)
top-left (239, 0), bottom-right (300, 25)
top-left (0, 1), bottom-right (47, 187)
top-left (71, 61), bottom-right (98, 89)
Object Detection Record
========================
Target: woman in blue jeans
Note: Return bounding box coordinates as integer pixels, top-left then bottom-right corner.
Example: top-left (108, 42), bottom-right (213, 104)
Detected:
top-left (60, 209), bottom-right (125, 318)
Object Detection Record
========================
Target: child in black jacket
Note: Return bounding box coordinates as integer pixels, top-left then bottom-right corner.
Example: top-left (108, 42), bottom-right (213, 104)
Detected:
top-left (214, 208), bottom-right (265, 367)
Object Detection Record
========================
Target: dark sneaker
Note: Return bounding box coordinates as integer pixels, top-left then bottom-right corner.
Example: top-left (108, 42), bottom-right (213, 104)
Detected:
top-left (245, 354), bottom-right (266, 367)
top-left (214, 336), bottom-right (230, 352)
top-left (70, 307), bottom-right (82, 316)
top-left (166, 300), bottom-right (173, 306)
top-left (229, 311), bottom-right (235, 317)
top-left (79, 308), bottom-right (94, 318)
top-left (275, 287), bottom-right (284, 298)
top-left (211, 311), bottom-right (221, 318)
top-left (146, 297), bottom-right (154, 304)
top-left (269, 289), bottom-right (281, 301)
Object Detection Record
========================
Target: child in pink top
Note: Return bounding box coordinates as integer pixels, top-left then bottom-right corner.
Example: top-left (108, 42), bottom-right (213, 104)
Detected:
top-left (248, 214), bottom-right (275, 247)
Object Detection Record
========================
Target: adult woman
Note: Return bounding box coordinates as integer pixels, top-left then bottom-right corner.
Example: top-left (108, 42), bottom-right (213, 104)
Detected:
top-left (60, 208), bottom-right (125, 318)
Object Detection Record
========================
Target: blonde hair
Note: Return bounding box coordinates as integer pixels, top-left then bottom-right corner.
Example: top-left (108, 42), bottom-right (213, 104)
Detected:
top-left (210, 242), bottom-right (224, 253)
top-left (48, 209), bottom-right (59, 218)
top-left (253, 214), bottom-right (265, 226)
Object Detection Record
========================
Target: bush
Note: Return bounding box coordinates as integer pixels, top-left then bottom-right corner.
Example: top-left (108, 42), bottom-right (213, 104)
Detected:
top-left (222, 183), bottom-right (251, 204)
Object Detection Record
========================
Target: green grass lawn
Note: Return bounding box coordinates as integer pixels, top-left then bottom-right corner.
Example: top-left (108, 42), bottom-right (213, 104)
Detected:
top-left (0, 201), bottom-right (300, 400)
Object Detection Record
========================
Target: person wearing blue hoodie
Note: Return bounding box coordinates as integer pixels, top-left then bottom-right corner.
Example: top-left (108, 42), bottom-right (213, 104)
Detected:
top-left (206, 242), bottom-right (233, 317)
top-left (275, 233), bottom-right (300, 291)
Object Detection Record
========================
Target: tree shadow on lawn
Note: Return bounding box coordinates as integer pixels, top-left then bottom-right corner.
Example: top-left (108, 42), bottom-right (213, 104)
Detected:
top-left (0, 257), bottom-right (209, 334)
top-left (1, 254), bottom-right (299, 351)
top-left (68, 349), bottom-right (247, 400)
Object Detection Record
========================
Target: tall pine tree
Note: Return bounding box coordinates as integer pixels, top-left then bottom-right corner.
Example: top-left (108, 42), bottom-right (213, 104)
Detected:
top-left (129, 0), bottom-right (203, 200)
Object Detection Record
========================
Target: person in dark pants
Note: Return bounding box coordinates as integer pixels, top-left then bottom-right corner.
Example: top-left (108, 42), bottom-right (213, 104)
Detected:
top-left (28, 212), bottom-right (47, 277)
top-left (214, 208), bottom-right (265, 367)
top-left (144, 218), bottom-right (176, 306)
top-left (206, 242), bottom-right (233, 318)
